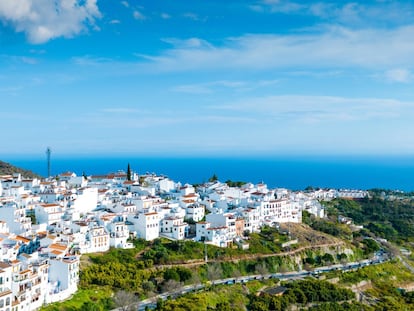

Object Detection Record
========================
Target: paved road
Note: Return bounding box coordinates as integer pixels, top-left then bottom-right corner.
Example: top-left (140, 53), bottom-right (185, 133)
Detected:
top-left (137, 253), bottom-right (389, 310)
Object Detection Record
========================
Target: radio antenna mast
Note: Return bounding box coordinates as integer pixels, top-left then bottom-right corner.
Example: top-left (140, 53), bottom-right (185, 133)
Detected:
top-left (46, 147), bottom-right (51, 177)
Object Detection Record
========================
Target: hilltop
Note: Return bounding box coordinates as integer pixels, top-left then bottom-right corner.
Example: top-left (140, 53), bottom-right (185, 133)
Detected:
top-left (0, 160), bottom-right (43, 179)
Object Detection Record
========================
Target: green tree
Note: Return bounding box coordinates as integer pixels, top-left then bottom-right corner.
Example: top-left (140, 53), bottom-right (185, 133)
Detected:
top-left (216, 301), bottom-right (232, 311)
top-left (362, 238), bottom-right (380, 255)
top-left (80, 301), bottom-right (102, 311)
top-left (164, 269), bottom-right (180, 282)
top-left (208, 174), bottom-right (218, 182)
top-left (321, 253), bottom-right (334, 264)
top-left (127, 163), bottom-right (132, 181)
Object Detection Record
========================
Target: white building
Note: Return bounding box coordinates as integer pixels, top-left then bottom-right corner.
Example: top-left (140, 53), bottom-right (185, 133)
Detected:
top-left (160, 216), bottom-right (187, 240)
top-left (84, 226), bottom-right (110, 253)
top-left (47, 256), bottom-right (79, 304)
top-left (240, 207), bottom-right (261, 233)
top-left (107, 222), bottom-right (133, 249)
top-left (258, 199), bottom-right (301, 223)
top-left (185, 204), bottom-right (205, 222)
top-left (70, 187), bottom-right (98, 214)
top-left (0, 202), bottom-right (32, 235)
top-left (206, 212), bottom-right (237, 240)
top-left (157, 178), bottom-right (176, 193)
top-left (195, 222), bottom-right (230, 247)
top-left (0, 261), bottom-right (13, 311)
top-left (35, 203), bottom-right (64, 227)
top-left (128, 212), bottom-right (160, 241)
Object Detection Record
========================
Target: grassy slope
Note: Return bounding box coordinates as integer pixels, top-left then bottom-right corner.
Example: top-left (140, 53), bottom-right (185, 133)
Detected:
top-left (0, 160), bottom-right (42, 179)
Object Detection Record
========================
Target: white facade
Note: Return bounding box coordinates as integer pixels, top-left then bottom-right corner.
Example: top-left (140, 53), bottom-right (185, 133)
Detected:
top-left (241, 208), bottom-right (261, 233)
top-left (35, 203), bottom-right (64, 226)
top-left (85, 227), bottom-right (110, 253)
top-left (0, 203), bottom-right (32, 235)
top-left (206, 213), bottom-right (237, 240)
top-left (47, 257), bottom-right (79, 303)
top-left (0, 262), bottom-right (12, 311)
top-left (160, 216), bottom-right (187, 240)
top-left (195, 222), bottom-right (230, 247)
top-left (158, 178), bottom-right (175, 193)
top-left (128, 212), bottom-right (160, 241)
top-left (108, 222), bottom-right (133, 248)
top-left (185, 204), bottom-right (205, 222)
top-left (258, 199), bottom-right (301, 223)
top-left (70, 187), bottom-right (98, 214)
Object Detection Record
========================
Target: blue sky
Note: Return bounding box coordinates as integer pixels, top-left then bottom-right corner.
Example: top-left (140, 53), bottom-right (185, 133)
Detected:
top-left (1, 0), bottom-right (414, 158)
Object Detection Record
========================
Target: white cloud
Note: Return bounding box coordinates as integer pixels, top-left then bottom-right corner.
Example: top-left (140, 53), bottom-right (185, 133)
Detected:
top-left (121, 1), bottom-right (129, 8)
top-left (0, 86), bottom-right (23, 94)
top-left (29, 49), bottom-right (46, 54)
top-left (210, 95), bottom-right (407, 124)
top-left (161, 13), bottom-right (171, 19)
top-left (71, 55), bottom-right (113, 66)
top-left (20, 56), bottom-right (37, 65)
top-left (0, 0), bottom-right (101, 44)
top-left (109, 19), bottom-right (121, 24)
top-left (253, 1), bottom-right (414, 28)
top-left (172, 79), bottom-right (278, 94)
top-left (251, 0), bottom-right (305, 14)
top-left (161, 37), bottom-right (213, 49)
top-left (133, 10), bottom-right (146, 20)
top-left (172, 80), bottom-right (246, 94)
top-left (183, 12), bottom-right (203, 21)
top-left (384, 68), bottom-right (412, 83)
top-left (0, 54), bottom-right (39, 66)
top-left (101, 108), bottom-right (141, 113)
top-left (145, 26), bottom-right (414, 72)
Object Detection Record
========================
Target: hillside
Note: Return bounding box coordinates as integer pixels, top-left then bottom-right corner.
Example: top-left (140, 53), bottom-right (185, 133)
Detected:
top-left (0, 160), bottom-right (43, 179)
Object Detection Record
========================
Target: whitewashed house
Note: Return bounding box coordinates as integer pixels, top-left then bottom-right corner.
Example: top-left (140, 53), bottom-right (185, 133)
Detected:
top-left (160, 216), bottom-right (187, 240)
top-left (240, 207), bottom-right (261, 233)
top-left (47, 256), bottom-right (79, 304)
top-left (195, 222), bottom-right (230, 247)
top-left (84, 226), bottom-right (110, 253)
top-left (0, 261), bottom-right (13, 311)
top-left (185, 204), bottom-right (205, 222)
top-left (0, 202), bottom-right (32, 235)
top-left (35, 203), bottom-right (64, 227)
top-left (107, 222), bottom-right (133, 248)
top-left (206, 212), bottom-right (237, 240)
top-left (70, 187), bottom-right (98, 214)
top-left (128, 212), bottom-right (160, 241)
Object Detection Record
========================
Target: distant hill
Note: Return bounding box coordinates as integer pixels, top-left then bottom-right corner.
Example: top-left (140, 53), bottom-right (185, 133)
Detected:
top-left (0, 160), bottom-right (43, 179)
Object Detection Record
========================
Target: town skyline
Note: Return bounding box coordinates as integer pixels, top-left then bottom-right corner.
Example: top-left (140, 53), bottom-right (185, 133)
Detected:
top-left (2, 0), bottom-right (414, 157)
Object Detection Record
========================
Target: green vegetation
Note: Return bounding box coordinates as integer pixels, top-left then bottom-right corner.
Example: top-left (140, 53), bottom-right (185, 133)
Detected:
top-left (155, 279), bottom-right (355, 311)
top-left (132, 227), bottom-right (288, 265)
top-left (0, 160), bottom-right (42, 179)
top-left (44, 192), bottom-right (414, 310)
top-left (225, 180), bottom-right (246, 187)
top-left (208, 174), bottom-right (218, 182)
top-left (308, 217), bottom-right (353, 240)
top-left (156, 281), bottom-right (257, 311)
top-left (339, 261), bottom-right (414, 310)
top-left (323, 196), bottom-right (414, 243)
top-left (361, 238), bottom-right (380, 256)
top-left (308, 302), bottom-right (372, 311)
top-left (40, 287), bottom-right (113, 311)
top-left (248, 279), bottom-right (355, 311)
top-left (126, 163), bottom-right (131, 181)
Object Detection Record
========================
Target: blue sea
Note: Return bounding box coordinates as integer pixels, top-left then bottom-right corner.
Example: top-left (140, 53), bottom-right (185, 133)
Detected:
top-left (4, 155), bottom-right (414, 191)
